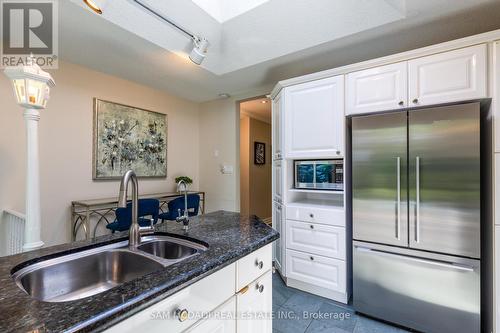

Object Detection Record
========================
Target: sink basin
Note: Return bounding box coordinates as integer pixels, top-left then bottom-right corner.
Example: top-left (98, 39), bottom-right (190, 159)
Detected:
top-left (137, 235), bottom-right (208, 260)
top-left (12, 234), bottom-right (208, 303)
top-left (12, 248), bottom-right (163, 302)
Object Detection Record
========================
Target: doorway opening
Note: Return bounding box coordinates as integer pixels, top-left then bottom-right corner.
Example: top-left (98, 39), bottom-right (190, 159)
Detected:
top-left (239, 96), bottom-right (272, 225)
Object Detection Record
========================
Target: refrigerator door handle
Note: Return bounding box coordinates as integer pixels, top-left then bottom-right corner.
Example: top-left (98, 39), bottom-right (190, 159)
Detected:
top-left (415, 156), bottom-right (421, 243)
top-left (396, 157), bottom-right (401, 240)
top-left (355, 246), bottom-right (475, 272)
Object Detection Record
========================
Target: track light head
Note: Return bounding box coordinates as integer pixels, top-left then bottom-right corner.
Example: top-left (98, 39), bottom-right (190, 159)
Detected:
top-left (189, 37), bottom-right (209, 65)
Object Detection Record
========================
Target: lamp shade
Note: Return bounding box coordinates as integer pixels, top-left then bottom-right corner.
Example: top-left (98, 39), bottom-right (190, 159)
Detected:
top-left (4, 60), bottom-right (55, 109)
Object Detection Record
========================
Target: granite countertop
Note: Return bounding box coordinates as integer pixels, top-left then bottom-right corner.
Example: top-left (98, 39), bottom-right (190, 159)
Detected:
top-left (0, 211), bottom-right (279, 333)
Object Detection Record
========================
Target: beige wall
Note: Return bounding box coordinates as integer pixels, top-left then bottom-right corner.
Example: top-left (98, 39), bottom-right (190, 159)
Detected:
top-left (239, 116), bottom-right (250, 215)
top-left (198, 87), bottom-right (272, 214)
top-left (0, 61), bottom-right (200, 246)
top-left (248, 117), bottom-right (272, 219)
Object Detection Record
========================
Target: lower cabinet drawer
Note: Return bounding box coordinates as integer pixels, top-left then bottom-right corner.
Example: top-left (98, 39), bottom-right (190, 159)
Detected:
top-left (286, 249), bottom-right (346, 293)
top-left (286, 205), bottom-right (345, 227)
top-left (236, 270), bottom-right (272, 333)
top-left (186, 296), bottom-right (236, 333)
top-left (236, 244), bottom-right (272, 291)
top-left (104, 263), bottom-right (236, 333)
top-left (286, 220), bottom-right (346, 260)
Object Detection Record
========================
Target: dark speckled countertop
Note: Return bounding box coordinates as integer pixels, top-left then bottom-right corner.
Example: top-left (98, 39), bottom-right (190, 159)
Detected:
top-left (0, 211), bottom-right (278, 333)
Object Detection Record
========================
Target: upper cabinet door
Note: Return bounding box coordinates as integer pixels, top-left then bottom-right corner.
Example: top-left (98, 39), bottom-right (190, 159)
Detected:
top-left (346, 62), bottom-right (408, 115)
top-left (272, 92), bottom-right (283, 160)
top-left (409, 44), bottom-right (487, 107)
top-left (284, 76), bottom-right (344, 159)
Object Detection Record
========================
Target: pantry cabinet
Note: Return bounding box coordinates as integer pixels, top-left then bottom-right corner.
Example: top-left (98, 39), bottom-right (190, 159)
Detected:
top-left (272, 201), bottom-right (284, 274)
top-left (272, 92), bottom-right (283, 160)
top-left (283, 75), bottom-right (344, 158)
top-left (346, 62), bottom-right (408, 115)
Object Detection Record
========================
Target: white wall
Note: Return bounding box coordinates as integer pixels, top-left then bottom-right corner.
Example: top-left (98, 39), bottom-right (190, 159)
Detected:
top-left (0, 61), bottom-right (200, 246)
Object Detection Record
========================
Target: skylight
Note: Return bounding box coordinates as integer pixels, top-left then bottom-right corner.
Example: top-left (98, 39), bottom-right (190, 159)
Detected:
top-left (191, 0), bottom-right (270, 23)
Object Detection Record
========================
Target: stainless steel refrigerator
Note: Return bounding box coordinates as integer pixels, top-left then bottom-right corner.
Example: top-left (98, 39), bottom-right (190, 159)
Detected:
top-left (351, 103), bottom-right (481, 333)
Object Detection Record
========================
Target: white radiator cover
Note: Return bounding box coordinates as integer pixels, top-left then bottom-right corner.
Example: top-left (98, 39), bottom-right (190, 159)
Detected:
top-left (1, 210), bottom-right (25, 256)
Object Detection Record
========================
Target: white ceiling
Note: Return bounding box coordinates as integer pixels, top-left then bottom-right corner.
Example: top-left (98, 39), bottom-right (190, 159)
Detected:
top-left (57, 0), bottom-right (500, 102)
top-left (191, 0), bottom-right (271, 23)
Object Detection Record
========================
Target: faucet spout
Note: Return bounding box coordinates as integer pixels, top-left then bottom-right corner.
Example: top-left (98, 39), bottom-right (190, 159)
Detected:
top-left (118, 170), bottom-right (151, 247)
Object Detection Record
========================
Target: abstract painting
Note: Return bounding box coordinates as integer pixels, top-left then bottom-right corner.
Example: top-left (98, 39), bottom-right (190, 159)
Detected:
top-left (93, 98), bottom-right (167, 179)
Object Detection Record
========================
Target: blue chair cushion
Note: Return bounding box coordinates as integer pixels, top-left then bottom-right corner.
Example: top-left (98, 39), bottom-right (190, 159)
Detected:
top-left (159, 194), bottom-right (200, 221)
top-left (107, 198), bottom-right (160, 232)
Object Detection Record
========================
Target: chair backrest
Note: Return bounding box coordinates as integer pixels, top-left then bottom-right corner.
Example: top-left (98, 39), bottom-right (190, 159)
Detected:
top-left (167, 194), bottom-right (200, 218)
top-left (115, 199), bottom-right (160, 230)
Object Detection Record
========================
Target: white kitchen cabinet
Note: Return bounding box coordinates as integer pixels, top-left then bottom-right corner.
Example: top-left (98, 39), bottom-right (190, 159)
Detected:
top-left (286, 204), bottom-right (345, 227)
top-left (286, 220), bottom-right (346, 260)
top-left (346, 62), bottom-right (408, 115)
top-left (272, 92), bottom-right (283, 160)
top-left (186, 297), bottom-right (236, 333)
top-left (408, 44), bottom-right (487, 107)
top-left (272, 201), bottom-right (284, 274)
top-left (105, 244), bottom-right (274, 333)
top-left (494, 42), bottom-right (500, 153)
top-left (236, 244), bottom-right (272, 292)
top-left (105, 263), bottom-right (236, 333)
top-left (272, 160), bottom-right (283, 203)
top-left (286, 249), bottom-right (346, 295)
top-left (236, 271), bottom-right (272, 333)
top-left (284, 75), bottom-right (344, 158)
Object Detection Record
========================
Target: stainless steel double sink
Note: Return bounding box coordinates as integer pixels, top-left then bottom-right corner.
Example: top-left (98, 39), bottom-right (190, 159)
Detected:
top-left (11, 235), bottom-right (208, 303)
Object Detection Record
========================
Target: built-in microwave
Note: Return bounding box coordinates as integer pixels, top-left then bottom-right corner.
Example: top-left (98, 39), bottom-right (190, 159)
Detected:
top-left (294, 160), bottom-right (343, 191)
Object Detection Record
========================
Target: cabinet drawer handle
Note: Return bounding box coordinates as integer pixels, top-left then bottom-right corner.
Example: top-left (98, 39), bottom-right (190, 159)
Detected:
top-left (309, 213), bottom-right (314, 218)
top-left (398, 101), bottom-right (404, 106)
top-left (176, 308), bottom-right (189, 322)
top-left (310, 225), bottom-right (314, 229)
top-left (255, 259), bottom-right (264, 269)
top-left (310, 256), bottom-right (314, 261)
top-left (413, 98), bottom-right (419, 104)
top-left (256, 283), bottom-right (265, 293)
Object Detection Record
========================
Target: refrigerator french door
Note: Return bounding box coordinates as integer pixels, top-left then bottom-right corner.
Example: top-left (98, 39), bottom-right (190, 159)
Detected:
top-left (351, 103), bottom-right (481, 333)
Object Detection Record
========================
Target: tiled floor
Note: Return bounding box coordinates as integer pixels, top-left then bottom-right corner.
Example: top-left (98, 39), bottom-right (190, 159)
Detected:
top-left (272, 273), bottom-right (412, 333)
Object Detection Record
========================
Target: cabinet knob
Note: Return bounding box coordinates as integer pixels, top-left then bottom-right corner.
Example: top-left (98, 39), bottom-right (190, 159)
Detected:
top-left (309, 213), bottom-right (314, 218)
top-left (255, 259), bottom-right (264, 269)
top-left (398, 101), bottom-right (404, 106)
top-left (336, 150), bottom-right (341, 155)
top-left (310, 225), bottom-right (314, 229)
top-left (176, 308), bottom-right (189, 322)
top-left (256, 283), bottom-right (265, 293)
top-left (310, 256), bottom-right (315, 261)
top-left (413, 98), bottom-right (419, 104)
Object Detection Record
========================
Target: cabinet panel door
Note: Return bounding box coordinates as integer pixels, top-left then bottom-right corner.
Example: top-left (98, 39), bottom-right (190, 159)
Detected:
top-left (272, 202), bottom-right (284, 274)
top-left (236, 244), bottom-right (272, 292)
top-left (286, 249), bottom-right (346, 293)
top-left (346, 62), bottom-right (408, 115)
top-left (409, 44), bottom-right (487, 107)
top-left (236, 271), bottom-right (272, 333)
top-left (186, 297), bottom-right (236, 333)
top-left (284, 76), bottom-right (344, 158)
top-left (272, 92), bottom-right (283, 160)
top-left (286, 220), bottom-right (346, 260)
top-left (273, 160), bottom-right (283, 203)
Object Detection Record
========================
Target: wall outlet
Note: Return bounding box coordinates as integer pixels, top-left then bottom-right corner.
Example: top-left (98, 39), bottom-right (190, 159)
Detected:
top-left (220, 165), bottom-right (234, 174)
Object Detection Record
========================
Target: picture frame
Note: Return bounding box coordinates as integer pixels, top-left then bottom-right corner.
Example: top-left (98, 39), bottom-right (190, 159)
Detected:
top-left (92, 98), bottom-right (168, 180)
top-left (254, 142), bottom-right (266, 165)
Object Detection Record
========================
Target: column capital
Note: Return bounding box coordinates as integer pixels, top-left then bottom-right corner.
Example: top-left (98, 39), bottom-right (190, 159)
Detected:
top-left (23, 108), bottom-right (41, 121)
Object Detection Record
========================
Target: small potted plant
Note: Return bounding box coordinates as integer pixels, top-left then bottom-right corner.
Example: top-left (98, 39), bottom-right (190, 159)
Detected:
top-left (175, 176), bottom-right (193, 192)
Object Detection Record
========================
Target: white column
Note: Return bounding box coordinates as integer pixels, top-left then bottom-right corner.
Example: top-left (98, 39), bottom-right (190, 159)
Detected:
top-left (22, 108), bottom-right (44, 251)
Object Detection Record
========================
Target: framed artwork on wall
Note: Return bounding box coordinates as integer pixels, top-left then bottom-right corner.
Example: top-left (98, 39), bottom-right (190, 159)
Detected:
top-left (92, 98), bottom-right (167, 180)
top-left (254, 142), bottom-right (265, 165)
